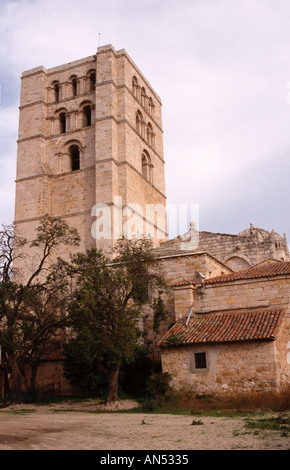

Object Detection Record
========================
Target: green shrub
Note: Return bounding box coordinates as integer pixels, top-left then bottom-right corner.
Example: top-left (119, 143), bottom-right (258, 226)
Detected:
top-left (141, 397), bottom-right (161, 412)
top-left (145, 371), bottom-right (172, 399)
top-left (120, 346), bottom-right (153, 397)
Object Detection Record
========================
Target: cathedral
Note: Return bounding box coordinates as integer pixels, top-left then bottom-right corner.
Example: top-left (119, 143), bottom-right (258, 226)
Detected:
top-left (9, 44), bottom-right (290, 398)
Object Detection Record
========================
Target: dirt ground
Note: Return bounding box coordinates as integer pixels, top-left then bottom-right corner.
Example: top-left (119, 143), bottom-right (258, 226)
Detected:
top-left (0, 399), bottom-right (289, 451)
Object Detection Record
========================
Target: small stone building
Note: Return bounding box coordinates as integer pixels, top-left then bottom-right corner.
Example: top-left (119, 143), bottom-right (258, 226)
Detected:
top-left (158, 261), bottom-right (290, 394)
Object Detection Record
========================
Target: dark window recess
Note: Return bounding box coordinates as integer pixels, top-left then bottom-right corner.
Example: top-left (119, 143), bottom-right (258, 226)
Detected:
top-left (72, 78), bottom-right (77, 97)
top-left (54, 84), bottom-right (60, 102)
top-left (195, 352), bottom-right (207, 369)
top-left (89, 73), bottom-right (96, 91)
top-left (83, 106), bottom-right (92, 127)
top-left (59, 113), bottom-right (66, 133)
top-left (70, 146), bottom-right (80, 171)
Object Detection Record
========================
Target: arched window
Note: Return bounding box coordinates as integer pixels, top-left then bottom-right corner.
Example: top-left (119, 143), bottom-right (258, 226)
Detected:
top-left (141, 150), bottom-right (153, 182)
top-left (70, 145), bottom-right (80, 171)
top-left (141, 87), bottom-right (146, 107)
top-left (72, 77), bottom-right (78, 97)
top-left (132, 76), bottom-right (138, 98)
top-left (59, 112), bottom-right (66, 134)
top-left (142, 154), bottom-right (148, 179)
top-left (149, 97), bottom-right (155, 118)
top-left (146, 122), bottom-right (154, 147)
top-left (89, 72), bottom-right (96, 91)
top-left (83, 105), bottom-right (92, 127)
top-left (54, 83), bottom-right (60, 103)
top-left (86, 70), bottom-right (96, 92)
top-left (136, 110), bottom-right (143, 135)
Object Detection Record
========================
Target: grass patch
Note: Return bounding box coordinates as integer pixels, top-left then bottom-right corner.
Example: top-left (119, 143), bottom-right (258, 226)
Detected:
top-left (35, 396), bottom-right (91, 406)
top-left (1, 387), bottom-right (289, 418)
top-left (155, 387), bottom-right (290, 415)
top-left (191, 419), bottom-right (204, 425)
top-left (244, 413), bottom-right (290, 437)
top-left (1, 409), bottom-right (36, 414)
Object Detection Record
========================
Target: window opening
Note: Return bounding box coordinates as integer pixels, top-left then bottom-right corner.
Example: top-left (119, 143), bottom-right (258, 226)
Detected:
top-left (195, 352), bottom-right (207, 369)
top-left (83, 105), bottom-right (92, 127)
top-left (59, 112), bottom-right (66, 134)
top-left (132, 76), bottom-right (138, 98)
top-left (142, 154), bottom-right (148, 179)
top-left (147, 122), bottom-right (153, 146)
top-left (89, 73), bottom-right (96, 91)
top-left (141, 87), bottom-right (146, 107)
top-left (54, 84), bottom-right (60, 102)
top-left (70, 145), bottom-right (80, 171)
top-left (72, 78), bottom-right (77, 97)
top-left (136, 111), bottom-right (142, 134)
top-left (142, 151), bottom-right (152, 182)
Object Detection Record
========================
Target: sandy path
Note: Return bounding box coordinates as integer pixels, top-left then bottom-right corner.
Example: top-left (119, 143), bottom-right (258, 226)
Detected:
top-left (0, 400), bottom-right (288, 450)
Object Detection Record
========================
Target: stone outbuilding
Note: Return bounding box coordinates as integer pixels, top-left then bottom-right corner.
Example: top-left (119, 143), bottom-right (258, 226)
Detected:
top-left (158, 261), bottom-right (290, 394)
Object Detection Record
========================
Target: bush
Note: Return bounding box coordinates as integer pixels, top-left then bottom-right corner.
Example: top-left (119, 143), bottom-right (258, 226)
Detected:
top-left (145, 371), bottom-right (172, 399)
top-left (120, 346), bottom-right (153, 397)
top-left (62, 341), bottom-right (107, 397)
top-left (141, 397), bottom-right (161, 412)
top-left (63, 340), bottom-right (154, 399)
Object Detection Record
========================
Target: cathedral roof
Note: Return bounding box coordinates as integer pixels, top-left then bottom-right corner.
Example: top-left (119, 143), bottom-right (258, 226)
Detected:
top-left (205, 260), bottom-right (290, 284)
top-left (158, 310), bottom-right (285, 348)
top-left (238, 224), bottom-right (286, 242)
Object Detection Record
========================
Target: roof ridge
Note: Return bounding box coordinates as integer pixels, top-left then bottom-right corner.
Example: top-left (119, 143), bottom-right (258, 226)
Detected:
top-left (205, 261), bottom-right (290, 284)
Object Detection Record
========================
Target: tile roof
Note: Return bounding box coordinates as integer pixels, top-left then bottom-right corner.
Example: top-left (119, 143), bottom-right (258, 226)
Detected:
top-left (205, 261), bottom-right (290, 285)
top-left (158, 310), bottom-right (285, 348)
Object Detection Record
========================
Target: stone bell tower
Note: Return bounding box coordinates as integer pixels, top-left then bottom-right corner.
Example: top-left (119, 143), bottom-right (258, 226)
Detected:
top-left (14, 44), bottom-right (167, 262)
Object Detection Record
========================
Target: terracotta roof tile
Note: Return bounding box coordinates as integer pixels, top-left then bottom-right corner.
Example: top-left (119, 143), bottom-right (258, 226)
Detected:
top-left (158, 310), bottom-right (285, 348)
top-left (205, 261), bottom-right (290, 285)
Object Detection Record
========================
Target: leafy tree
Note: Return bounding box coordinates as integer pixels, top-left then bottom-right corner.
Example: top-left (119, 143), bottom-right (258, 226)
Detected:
top-left (151, 294), bottom-right (168, 364)
top-left (0, 216), bottom-right (80, 402)
top-left (64, 237), bottom-right (167, 405)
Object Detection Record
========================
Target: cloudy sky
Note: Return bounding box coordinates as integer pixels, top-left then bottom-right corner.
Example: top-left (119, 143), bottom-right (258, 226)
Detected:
top-left (1, 0), bottom-right (290, 243)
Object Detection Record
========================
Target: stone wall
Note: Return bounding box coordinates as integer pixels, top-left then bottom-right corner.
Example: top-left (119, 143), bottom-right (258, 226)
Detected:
top-left (197, 276), bottom-right (290, 316)
top-left (159, 224), bottom-right (290, 271)
top-left (197, 227), bottom-right (289, 269)
top-left (161, 340), bottom-right (280, 394)
top-left (14, 44), bottom-right (167, 278)
top-left (24, 361), bottom-right (82, 399)
top-left (160, 273), bottom-right (290, 394)
top-left (142, 252), bottom-right (233, 355)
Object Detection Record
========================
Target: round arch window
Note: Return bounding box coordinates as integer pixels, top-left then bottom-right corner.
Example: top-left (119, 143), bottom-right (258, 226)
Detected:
top-left (70, 145), bottom-right (80, 171)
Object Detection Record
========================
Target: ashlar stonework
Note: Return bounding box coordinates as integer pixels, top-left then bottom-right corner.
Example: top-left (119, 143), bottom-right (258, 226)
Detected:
top-left (8, 44), bottom-right (290, 398)
top-left (158, 261), bottom-right (290, 394)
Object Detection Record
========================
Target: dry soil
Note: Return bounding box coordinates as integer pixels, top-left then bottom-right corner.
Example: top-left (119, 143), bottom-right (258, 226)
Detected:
top-left (0, 399), bottom-right (289, 451)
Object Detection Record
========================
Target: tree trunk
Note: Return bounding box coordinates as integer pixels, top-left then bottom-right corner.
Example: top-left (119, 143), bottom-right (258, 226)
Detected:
top-left (105, 364), bottom-right (121, 404)
top-left (28, 362), bottom-right (38, 402)
top-left (6, 355), bottom-right (23, 403)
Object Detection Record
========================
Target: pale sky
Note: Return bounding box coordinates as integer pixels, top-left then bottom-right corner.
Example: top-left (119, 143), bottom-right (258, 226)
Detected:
top-left (1, 0), bottom-right (290, 243)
